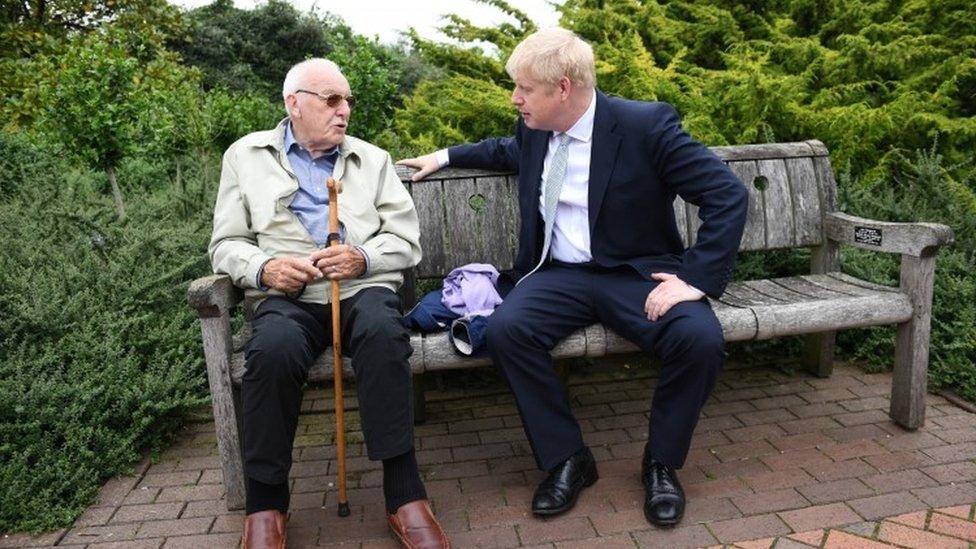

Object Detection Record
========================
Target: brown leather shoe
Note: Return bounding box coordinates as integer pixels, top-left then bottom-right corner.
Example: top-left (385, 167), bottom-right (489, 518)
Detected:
top-left (388, 500), bottom-right (451, 548)
top-left (241, 509), bottom-right (287, 549)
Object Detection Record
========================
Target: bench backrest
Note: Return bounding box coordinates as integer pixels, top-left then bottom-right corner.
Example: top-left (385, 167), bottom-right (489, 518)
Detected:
top-left (397, 140), bottom-right (838, 279)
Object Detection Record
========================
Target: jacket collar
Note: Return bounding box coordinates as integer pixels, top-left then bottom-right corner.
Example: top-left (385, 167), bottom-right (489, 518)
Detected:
top-left (253, 118), bottom-right (361, 164)
top-left (247, 118), bottom-right (364, 198)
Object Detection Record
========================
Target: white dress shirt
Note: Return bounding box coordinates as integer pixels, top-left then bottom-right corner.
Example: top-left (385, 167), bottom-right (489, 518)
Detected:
top-left (436, 90), bottom-right (597, 263)
top-left (540, 90), bottom-right (596, 263)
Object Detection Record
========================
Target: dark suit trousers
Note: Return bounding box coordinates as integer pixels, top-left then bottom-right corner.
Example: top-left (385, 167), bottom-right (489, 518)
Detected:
top-left (241, 288), bottom-right (414, 485)
top-left (487, 262), bottom-right (724, 471)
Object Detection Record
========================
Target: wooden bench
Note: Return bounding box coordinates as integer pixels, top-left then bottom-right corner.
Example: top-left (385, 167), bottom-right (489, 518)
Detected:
top-left (187, 140), bottom-right (952, 510)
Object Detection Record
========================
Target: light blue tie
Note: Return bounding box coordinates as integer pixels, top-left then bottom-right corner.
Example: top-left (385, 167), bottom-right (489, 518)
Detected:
top-left (529, 133), bottom-right (572, 276)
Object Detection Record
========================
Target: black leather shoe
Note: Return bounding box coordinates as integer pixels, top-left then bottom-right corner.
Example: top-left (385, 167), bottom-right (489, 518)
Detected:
top-left (531, 447), bottom-right (598, 516)
top-left (642, 457), bottom-right (685, 527)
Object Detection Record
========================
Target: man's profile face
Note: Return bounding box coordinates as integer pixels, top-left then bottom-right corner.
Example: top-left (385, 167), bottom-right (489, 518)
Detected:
top-left (511, 74), bottom-right (564, 131)
top-left (290, 68), bottom-right (352, 150)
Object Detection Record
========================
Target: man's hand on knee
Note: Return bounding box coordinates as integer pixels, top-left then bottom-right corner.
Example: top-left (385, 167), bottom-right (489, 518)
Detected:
top-left (310, 245), bottom-right (366, 280)
top-left (396, 153), bottom-right (442, 182)
top-left (645, 273), bottom-right (705, 321)
top-left (261, 257), bottom-right (322, 293)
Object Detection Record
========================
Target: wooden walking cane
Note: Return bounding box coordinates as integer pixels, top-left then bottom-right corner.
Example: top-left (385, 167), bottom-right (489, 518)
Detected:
top-left (326, 176), bottom-right (351, 518)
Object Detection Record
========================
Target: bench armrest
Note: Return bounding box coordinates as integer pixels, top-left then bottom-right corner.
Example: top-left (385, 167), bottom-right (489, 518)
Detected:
top-left (825, 212), bottom-right (953, 257)
top-left (187, 274), bottom-right (243, 318)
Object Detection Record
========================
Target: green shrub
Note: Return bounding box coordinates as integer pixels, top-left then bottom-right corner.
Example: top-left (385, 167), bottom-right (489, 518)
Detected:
top-left (0, 132), bottom-right (64, 200)
top-left (0, 146), bottom-right (217, 532)
top-left (836, 142), bottom-right (976, 400)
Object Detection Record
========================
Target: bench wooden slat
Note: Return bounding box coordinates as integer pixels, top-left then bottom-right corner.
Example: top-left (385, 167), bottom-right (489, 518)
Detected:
top-left (685, 201), bottom-right (701, 245)
top-left (673, 197), bottom-right (690, 246)
top-left (714, 291), bottom-right (757, 309)
top-left (786, 157), bottom-right (823, 246)
top-left (757, 159), bottom-right (796, 249)
top-left (396, 165), bottom-right (514, 181)
top-left (710, 300), bottom-right (761, 340)
top-left (411, 180), bottom-right (448, 276)
top-left (442, 177), bottom-right (487, 270)
top-left (481, 175), bottom-right (520, 268)
top-left (740, 279), bottom-right (811, 303)
top-left (711, 141), bottom-right (825, 161)
top-left (728, 160), bottom-right (765, 251)
top-left (799, 273), bottom-right (882, 297)
top-left (827, 272), bottom-right (902, 294)
top-left (769, 276), bottom-right (853, 299)
top-left (724, 281), bottom-right (788, 306)
top-left (812, 155), bottom-right (839, 212)
top-left (751, 291), bottom-right (912, 340)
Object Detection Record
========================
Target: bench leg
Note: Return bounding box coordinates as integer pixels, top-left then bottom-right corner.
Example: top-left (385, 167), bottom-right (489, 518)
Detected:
top-left (807, 241), bottom-right (841, 379)
top-left (413, 373), bottom-right (427, 425)
top-left (200, 314), bottom-right (246, 510)
top-left (803, 332), bottom-right (835, 378)
top-left (890, 254), bottom-right (936, 430)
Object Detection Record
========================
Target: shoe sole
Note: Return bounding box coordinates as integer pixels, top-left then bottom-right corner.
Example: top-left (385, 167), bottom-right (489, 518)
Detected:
top-left (532, 468), bottom-right (599, 517)
top-left (644, 511), bottom-right (682, 528)
top-left (389, 526), bottom-right (451, 549)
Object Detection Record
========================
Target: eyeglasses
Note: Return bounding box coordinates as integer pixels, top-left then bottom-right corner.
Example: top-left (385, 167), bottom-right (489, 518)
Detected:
top-left (296, 89), bottom-right (356, 109)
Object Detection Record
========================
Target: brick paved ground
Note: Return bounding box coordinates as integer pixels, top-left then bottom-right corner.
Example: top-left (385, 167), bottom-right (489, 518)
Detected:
top-left (5, 358), bottom-right (975, 548)
top-left (730, 504), bottom-right (976, 548)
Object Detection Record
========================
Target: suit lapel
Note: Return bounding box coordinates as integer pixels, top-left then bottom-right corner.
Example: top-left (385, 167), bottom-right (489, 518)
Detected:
top-left (521, 128), bottom-right (551, 249)
top-left (588, 91), bottom-right (621, 233)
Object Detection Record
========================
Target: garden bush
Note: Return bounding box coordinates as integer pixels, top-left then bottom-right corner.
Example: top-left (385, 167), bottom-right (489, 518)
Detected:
top-left (0, 141), bottom-right (217, 532)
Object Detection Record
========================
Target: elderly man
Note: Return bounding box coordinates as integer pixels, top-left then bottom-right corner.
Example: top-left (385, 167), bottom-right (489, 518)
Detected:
top-left (400, 28), bottom-right (748, 527)
top-left (210, 58), bottom-right (450, 549)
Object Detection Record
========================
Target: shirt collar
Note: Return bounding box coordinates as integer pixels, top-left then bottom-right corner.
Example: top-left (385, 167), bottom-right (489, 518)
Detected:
top-left (284, 121), bottom-right (338, 158)
top-left (251, 119), bottom-right (360, 166)
top-left (555, 89), bottom-right (597, 144)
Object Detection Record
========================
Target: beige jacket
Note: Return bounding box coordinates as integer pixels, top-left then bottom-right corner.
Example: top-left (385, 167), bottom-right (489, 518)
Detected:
top-left (208, 119), bottom-right (421, 304)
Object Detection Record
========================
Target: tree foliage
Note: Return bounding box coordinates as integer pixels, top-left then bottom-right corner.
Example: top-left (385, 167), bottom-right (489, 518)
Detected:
top-left (169, 0), bottom-right (338, 99)
top-left (169, 0), bottom-right (412, 142)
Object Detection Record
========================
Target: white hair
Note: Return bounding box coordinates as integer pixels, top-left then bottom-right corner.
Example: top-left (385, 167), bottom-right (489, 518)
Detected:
top-left (506, 27), bottom-right (596, 89)
top-left (282, 58), bottom-right (342, 100)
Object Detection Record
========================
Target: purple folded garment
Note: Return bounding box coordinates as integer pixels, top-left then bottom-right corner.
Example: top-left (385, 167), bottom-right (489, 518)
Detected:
top-left (441, 263), bottom-right (503, 317)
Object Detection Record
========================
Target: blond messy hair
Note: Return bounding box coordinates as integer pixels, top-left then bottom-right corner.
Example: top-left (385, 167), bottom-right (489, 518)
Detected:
top-left (505, 27), bottom-right (596, 89)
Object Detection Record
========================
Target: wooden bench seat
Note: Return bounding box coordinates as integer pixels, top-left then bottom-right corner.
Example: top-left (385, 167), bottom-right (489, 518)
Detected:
top-left (205, 272), bottom-right (913, 383)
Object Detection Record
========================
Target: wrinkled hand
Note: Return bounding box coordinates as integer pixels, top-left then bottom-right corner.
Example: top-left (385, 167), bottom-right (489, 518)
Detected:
top-left (310, 245), bottom-right (366, 280)
top-left (644, 273), bottom-right (705, 321)
top-left (261, 257), bottom-right (322, 293)
top-left (396, 153), bottom-right (441, 182)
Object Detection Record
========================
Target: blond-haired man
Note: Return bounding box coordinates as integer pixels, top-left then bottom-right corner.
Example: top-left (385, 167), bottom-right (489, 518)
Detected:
top-left (400, 28), bottom-right (748, 527)
top-left (211, 58), bottom-right (450, 548)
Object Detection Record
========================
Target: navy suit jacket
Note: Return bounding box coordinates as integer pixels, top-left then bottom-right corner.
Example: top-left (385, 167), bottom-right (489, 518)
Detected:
top-left (448, 91), bottom-right (749, 299)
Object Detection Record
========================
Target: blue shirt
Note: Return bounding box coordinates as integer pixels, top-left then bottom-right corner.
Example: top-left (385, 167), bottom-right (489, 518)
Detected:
top-left (284, 122), bottom-right (342, 247)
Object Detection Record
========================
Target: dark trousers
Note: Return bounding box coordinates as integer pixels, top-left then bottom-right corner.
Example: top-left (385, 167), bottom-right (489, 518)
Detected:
top-left (487, 263), bottom-right (724, 471)
top-left (241, 288), bottom-right (414, 485)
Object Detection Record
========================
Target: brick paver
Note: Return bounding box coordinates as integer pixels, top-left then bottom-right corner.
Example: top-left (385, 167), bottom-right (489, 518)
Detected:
top-left (8, 360), bottom-right (976, 547)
